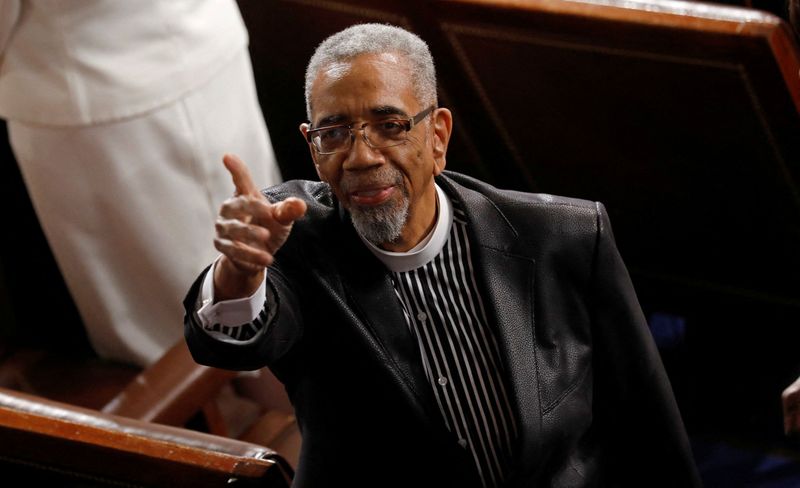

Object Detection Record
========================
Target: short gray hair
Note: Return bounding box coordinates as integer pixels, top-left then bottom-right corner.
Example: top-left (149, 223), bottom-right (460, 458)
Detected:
top-left (304, 23), bottom-right (438, 120)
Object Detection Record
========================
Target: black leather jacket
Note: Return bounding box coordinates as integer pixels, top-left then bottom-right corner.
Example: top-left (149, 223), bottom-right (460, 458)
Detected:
top-left (184, 171), bottom-right (702, 487)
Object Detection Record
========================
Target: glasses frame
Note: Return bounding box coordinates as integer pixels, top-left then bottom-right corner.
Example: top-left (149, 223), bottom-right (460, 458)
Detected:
top-left (305, 106), bottom-right (436, 155)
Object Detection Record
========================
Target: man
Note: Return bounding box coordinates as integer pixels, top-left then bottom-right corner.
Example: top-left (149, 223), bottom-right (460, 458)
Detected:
top-left (185, 23), bottom-right (701, 487)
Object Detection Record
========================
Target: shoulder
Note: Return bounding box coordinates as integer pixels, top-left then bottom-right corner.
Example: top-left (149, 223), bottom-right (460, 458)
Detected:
top-left (261, 180), bottom-right (343, 258)
top-left (262, 179), bottom-right (337, 221)
top-left (440, 171), bottom-right (604, 239)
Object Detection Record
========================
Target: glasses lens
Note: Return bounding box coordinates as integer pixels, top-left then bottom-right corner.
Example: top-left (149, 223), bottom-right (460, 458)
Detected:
top-left (364, 120), bottom-right (408, 148)
top-left (313, 126), bottom-right (351, 153)
top-left (312, 118), bottom-right (413, 154)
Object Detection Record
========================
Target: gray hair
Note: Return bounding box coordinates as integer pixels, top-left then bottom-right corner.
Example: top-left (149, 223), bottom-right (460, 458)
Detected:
top-left (304, 23), bottom-right (438, 120)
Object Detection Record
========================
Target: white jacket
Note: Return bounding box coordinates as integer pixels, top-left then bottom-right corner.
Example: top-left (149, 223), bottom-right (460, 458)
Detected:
top-left (0, 0), bottom-right (248, 126)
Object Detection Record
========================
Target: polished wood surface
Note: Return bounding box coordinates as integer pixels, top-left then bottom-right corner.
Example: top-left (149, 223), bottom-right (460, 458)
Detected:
top-left (101, 340), bottom-right (238, 426)
top-left (0, 387), bottom-right (292, 487)
top-left (440, 0), bottom-right (799, 111)
top-left (100, 340), bottom-right (303, 468)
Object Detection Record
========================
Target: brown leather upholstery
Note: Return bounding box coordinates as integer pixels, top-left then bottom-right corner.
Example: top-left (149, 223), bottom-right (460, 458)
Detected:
top-left (0, 387), bottom-right (292, 487)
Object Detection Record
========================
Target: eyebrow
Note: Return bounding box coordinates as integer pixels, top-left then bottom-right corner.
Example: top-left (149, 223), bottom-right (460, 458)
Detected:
top-left (314, 114), bottom-right (347, 128)
top-left (314, 105), bottom-right (409, 128)
top-left (371, 105), bottom-right (408, 118)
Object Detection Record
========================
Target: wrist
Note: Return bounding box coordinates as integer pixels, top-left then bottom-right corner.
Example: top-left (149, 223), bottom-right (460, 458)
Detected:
top-left (213, 257), bottom-right (265, 302)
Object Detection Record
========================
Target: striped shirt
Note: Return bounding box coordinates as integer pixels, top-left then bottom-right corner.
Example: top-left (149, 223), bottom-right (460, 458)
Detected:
top-left (361, 188), bottom-right (518, 487)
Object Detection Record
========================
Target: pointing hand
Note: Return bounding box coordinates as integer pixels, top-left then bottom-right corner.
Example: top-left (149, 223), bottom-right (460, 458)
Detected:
top-left (212, 154), bottom-right (306, 300)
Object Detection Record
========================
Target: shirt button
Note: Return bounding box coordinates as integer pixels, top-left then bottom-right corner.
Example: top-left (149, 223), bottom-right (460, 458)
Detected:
top-left (437, 376), bottom-right (448, 386)
top-left (417, 312), bottom-right (427, 321)
top-left (458, 438), bottom-right (468, 448)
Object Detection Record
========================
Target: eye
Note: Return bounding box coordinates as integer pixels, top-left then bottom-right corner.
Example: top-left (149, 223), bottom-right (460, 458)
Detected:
top-left (318, 126), bottom-right (349, 141)
top-left (376, 120), bottom-right (406, 136)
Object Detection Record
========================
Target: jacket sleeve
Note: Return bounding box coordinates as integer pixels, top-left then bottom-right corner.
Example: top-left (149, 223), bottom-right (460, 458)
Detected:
top-left (590, 202), bottom-right (703, 487)
top-left (183, 263), bottom-right (304, 372)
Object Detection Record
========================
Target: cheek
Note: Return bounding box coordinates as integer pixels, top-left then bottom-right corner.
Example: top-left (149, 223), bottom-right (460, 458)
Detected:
top-left (406, 133), bottom-right (426, 157)
top-left (317, 160), bottom-right (341, 184)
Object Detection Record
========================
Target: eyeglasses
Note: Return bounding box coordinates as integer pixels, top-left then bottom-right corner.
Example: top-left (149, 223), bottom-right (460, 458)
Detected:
top-left (305, 106), bottom-right (435, 155)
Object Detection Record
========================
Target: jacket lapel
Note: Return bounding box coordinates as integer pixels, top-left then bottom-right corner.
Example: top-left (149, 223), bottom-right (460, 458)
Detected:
top-left (438, 175), bottom-right (544, 474)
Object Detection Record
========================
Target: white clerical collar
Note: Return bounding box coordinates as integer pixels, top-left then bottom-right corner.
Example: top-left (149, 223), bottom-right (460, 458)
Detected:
top-left (359, 184), bottom-right (453, 273)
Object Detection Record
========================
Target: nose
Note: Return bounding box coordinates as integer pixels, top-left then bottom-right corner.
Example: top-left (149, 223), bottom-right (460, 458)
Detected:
top-left (342, 127), bottom-right (384, 171)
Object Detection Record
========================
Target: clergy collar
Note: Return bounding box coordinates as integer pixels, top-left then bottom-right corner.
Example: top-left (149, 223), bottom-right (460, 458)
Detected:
top-left (358, 184), bottom-right (453, 273)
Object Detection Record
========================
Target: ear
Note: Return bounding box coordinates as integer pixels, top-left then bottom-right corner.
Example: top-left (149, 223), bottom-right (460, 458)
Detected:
top-left (300, 122), bottom-right (325, 181)
top-left (430, 108), bottom-right (452, 176)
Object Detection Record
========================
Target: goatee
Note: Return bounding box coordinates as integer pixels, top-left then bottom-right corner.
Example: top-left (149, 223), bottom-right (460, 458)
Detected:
top-left (344, 168), bottom-right (409, 246)
top-left (350, 194), bottom-right (409, 245)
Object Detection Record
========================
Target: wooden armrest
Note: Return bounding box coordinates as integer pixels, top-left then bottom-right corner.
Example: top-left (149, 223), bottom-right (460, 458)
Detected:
top-left (240, 410), bottom-right (302, 469)
top-left (77, 339), bottom-right (302, 466)
top-left (101, 340), bottom-right (238, 426)
top-left (0, 387), bottom-right (292, 487)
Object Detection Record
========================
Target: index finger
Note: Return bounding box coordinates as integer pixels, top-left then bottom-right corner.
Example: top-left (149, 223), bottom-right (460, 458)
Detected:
top-left (223, 153), bottom-right (261, 198)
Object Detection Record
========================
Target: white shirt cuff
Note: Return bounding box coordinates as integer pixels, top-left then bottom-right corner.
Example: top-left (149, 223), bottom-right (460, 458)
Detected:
top-left (196, 257), bottom-right (267, 328)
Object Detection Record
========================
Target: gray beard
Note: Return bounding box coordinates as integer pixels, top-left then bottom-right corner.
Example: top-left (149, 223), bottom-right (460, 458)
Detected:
top-left (349, 193), bottom-right (409, 246)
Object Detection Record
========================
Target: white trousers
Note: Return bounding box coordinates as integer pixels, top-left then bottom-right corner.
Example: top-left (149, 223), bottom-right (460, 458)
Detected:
top-left (8, 48), bottom-right (282, 367)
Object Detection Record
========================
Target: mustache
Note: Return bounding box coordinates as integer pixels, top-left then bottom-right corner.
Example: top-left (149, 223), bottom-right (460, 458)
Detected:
top-left (340, 167), bottom-right (404, 194)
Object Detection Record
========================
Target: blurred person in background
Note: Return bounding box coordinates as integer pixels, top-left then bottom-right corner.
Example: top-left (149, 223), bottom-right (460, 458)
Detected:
top-left (0, 0), bottom-right (282, 368)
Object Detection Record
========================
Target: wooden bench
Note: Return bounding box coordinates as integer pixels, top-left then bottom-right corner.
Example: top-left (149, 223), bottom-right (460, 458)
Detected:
top-left (0, 387), bottom-right (293, 487)
top-left (0, 339), bottom-right (302, 469)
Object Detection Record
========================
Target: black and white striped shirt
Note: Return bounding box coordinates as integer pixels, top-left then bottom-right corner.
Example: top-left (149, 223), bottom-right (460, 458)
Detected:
top-left (362, 187), bottom-right (518, 487)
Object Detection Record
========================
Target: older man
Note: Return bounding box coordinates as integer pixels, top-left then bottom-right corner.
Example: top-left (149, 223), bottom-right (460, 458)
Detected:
top-left (184, 23), bottom-right (701, 487)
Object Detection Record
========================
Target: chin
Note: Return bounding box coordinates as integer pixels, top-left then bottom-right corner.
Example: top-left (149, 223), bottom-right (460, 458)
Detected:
top-left (350, 195), bottom-right (409, 245)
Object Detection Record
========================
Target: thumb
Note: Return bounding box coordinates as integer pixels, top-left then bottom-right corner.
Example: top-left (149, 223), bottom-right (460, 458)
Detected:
top-left (273, 197), bottom-right (308, 226)
top-left (223, 153), bottom-right (261, 197)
